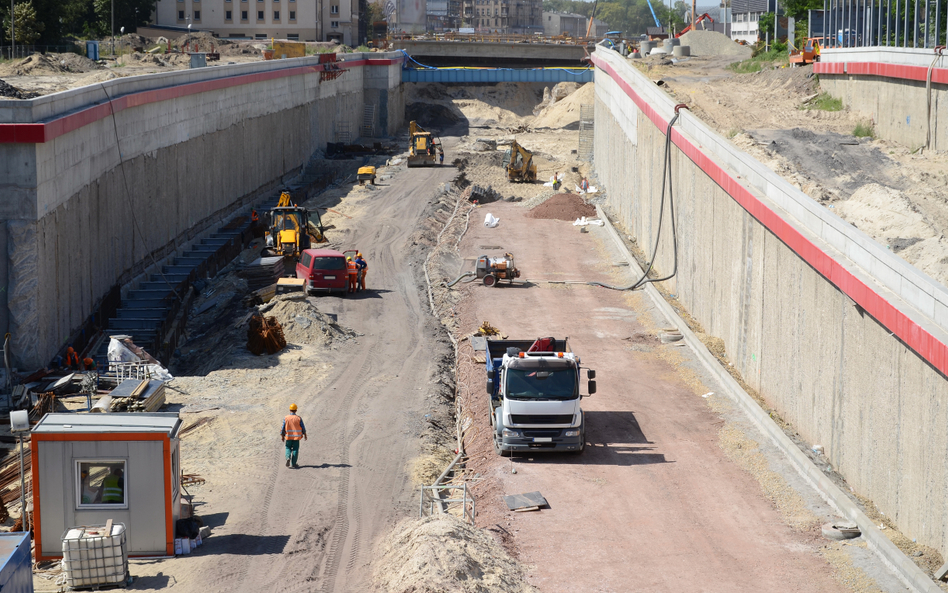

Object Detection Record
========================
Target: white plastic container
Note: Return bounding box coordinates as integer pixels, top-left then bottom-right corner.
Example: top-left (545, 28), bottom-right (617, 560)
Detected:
top-left (61, 523), bottom-right (128, 589)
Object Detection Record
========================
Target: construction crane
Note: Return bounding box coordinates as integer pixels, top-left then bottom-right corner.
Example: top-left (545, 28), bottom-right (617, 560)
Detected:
top-left (645, 0), bottom-right (662, 29)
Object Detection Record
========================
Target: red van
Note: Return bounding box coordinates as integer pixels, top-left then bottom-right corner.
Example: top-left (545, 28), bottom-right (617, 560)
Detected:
top-left (296, 249), bottom-right (348, 295)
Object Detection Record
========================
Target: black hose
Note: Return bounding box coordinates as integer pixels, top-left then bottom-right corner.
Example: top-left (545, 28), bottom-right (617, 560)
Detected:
top-left (444, 271), bottom-right (477, 287)
top-left (590, 103), bottom-right (688, 291)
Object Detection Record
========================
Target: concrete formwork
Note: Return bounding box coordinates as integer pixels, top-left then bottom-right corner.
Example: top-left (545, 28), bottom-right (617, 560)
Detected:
top-left (0, 53), bottom-right (405, 368)
top-left (592, 48), bottom-right (948, 555)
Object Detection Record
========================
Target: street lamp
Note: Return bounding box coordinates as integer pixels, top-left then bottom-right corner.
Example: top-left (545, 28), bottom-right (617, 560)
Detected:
top-left (10, 0), bottom-right (14, 61)
top-left (111, 0), bottom-right (114, 56)
top-left (187, 22), bottom-right (192, 52)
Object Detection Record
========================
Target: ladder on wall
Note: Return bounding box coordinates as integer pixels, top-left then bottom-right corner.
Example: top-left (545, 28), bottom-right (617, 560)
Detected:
top-left (362, 105), bottom-right (376, 138)
top-left (578, 104), bottom-right (594, 161)
top-left (334, 121), bottom-right (351, 144)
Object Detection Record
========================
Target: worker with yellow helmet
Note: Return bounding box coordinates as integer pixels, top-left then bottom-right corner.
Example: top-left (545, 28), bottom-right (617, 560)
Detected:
top-left (281, 403), bottom-right (307, 468)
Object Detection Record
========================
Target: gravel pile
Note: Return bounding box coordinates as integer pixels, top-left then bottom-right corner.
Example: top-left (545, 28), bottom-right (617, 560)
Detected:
top-left (527, 193), bottom-right (597, 221)
top-left (0, 79), bottom-right (38, 99)
top-left (679, 30), bottom-right (753, 58)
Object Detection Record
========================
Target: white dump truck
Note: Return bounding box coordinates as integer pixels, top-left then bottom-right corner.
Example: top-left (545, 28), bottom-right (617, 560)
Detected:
top-left (483, 337), bottom-right (596, 456)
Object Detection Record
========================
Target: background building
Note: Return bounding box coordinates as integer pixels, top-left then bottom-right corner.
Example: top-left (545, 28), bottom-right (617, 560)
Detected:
top-left (461, 0), bottom-right (541, 33)
top-left (542, 11), bottom-right (585, 36)
top-left (153, 0), bottom-right (362, 45)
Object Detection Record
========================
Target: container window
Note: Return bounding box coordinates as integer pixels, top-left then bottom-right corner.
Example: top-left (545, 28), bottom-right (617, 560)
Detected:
top-left (311, 257), bottom-right (345, 270)
top-left (300, 252), bottom-right (312, 268)
top-left (77, 460), bottom-right (128, 509)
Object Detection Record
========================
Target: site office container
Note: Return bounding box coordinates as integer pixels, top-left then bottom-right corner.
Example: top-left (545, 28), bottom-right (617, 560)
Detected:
top-left (31, 413), bottom-right (182, 561)
top-left (296, 249), bottom-right (348, 294)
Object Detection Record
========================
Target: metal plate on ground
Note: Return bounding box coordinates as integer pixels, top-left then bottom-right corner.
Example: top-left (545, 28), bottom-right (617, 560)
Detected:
top-left (471, 336), bottom-right (487, 352)
top-left (503, 491), bottom-right (548, 511)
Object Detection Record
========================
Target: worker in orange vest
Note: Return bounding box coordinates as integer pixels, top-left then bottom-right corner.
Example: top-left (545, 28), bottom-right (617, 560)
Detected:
top-left (281, 403), bottom-right (307, 468)
top-left (346, 256), bottom-right (358, 294)
top-left (65, 347), bottom-right (79, 369)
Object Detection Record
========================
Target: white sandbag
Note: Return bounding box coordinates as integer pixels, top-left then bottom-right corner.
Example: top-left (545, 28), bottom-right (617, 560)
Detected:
top-left (484, 213), bottom-right (500, 228)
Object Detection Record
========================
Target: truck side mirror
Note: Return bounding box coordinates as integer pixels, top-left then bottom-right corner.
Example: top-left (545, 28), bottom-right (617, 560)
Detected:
top-left (588, 380), bottom-right (596, 395)
top-left (486, 378), bottom-right (494, 395)
top-left (587, 369), bottom-right (596, 379)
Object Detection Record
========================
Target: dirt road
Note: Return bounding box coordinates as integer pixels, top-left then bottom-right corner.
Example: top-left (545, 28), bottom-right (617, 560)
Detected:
top-left (450, 201), bottom-right (905, 592)
top-left (73, 157), bottom-right (459, 593)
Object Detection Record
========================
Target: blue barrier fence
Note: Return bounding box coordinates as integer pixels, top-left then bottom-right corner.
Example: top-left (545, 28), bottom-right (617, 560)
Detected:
top-left (402, 67), bottom-right (594, 83)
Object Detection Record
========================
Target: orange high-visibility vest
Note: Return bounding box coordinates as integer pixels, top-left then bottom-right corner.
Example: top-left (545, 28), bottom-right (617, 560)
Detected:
top-left (347, 260), bottom-right (358, 276)
top-left (283, 414), bottom-right (304, 440)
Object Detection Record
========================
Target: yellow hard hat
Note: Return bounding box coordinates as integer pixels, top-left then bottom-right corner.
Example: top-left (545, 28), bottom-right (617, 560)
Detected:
top-left (346, 256), bottom-right (352, 261)
top-left (289, 403), bottom-right (298, 411)
top-left (357, 252), bottom-right (362, 257)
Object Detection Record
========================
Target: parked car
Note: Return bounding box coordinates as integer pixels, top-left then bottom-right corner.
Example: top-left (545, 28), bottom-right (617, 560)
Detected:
top-left (296, 249), bottom-right (348, 295)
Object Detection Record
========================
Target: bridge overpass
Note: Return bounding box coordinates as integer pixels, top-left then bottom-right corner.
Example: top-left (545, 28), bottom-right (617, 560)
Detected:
top-left (392, 39), bottom-right (589, 68)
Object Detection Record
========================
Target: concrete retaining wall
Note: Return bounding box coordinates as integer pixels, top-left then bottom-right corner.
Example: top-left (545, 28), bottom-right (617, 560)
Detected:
top-left (817, 47), bottom-right (948, 151)
top-left (0, 53), bottom-right (405, 368)
top-left (593, 48), bottom-right (948, 556)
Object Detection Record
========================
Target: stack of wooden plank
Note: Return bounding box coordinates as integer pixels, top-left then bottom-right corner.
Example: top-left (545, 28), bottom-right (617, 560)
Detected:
top-left (239, 257), bottom-right (285, 290)
top-left (107, 379), bottom-right (166, 412)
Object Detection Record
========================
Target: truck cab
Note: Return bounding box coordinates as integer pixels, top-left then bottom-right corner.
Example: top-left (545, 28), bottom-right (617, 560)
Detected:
top-left (485, 338), bottom-right (596, 456)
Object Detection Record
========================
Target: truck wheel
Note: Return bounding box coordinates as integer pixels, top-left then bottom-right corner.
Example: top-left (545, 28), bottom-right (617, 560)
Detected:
top-left (483, 274), bottom-right (496, 287)
top-left (569, 434), bottom-right (586, 455)
top-left (494, 436), bottom-right (511, 457)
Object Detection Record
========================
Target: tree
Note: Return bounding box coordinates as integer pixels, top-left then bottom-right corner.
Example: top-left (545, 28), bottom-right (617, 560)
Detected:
top-left (93, 0), bottom-right (154, 38)
top-left (1, 1), bottom-right (45, 45)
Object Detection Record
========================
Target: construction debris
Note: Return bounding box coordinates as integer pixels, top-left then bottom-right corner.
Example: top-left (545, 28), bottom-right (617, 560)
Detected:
top-left (106, 379), bottom-right (167, 412)
top-left (238, 257), bottom-right (286, 290)
top-left (247, 314), bottom-right (287, 355)
top-left (477, 321), bottom-right (502, 336)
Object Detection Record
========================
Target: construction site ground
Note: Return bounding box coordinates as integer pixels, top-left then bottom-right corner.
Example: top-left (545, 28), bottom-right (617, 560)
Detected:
top-left (22, 45), bottom-right (948, 592)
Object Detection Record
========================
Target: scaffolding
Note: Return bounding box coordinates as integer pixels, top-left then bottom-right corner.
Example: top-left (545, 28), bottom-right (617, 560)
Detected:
top-left (362, 104), bottom-right (377, 138)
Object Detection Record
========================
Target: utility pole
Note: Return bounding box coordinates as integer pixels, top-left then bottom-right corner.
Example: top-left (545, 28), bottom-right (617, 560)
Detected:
top-left (692, 0), bottom-right (696, 31)
top-left (10, 0), bottom-right (14, 60)
top-left (111, 0), bottom-right (115, 56)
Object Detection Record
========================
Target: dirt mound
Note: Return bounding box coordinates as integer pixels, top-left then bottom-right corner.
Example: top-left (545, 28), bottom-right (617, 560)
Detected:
top-left (407, 82), bottom-right (544, 127)
top-left (0, 53), bottom-right (66, 76)
top-left (117, 53), bottom-right (168, 67)
top-left (56, 53), bottom-right (100, 73)
top-left (527, 192), bottom-right (596, 220)
top-left (679, 30), bottom-right (752, 58)
top-left (259, 295), bottom-right (357, 347)
top-left (112, 34), bottom-right (150, 50)
top-left (175, 31), bottom-right (227, 52)
top-left (0, 79), bottom-right (38, 99)
top-left (532, 82), bottom-right (594, 129)
top-left (374, 515), bottom-right (538, 593)
top-left (74, 70), bottom-right (119, 87)
top-left (406, 102), bottom-right (462, 129)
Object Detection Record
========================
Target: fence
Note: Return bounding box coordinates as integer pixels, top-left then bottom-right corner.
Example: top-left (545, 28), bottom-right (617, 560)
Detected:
top-left (419, 483), bottom-right (476, 524)
top-left (0, 44), bottom-right (85, 60)
top-left (814, 0), bottom-right (948, 48)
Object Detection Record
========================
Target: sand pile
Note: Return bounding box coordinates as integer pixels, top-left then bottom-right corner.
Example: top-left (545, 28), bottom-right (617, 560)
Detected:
top-left (74, 71), bottom-right (118, 86)
top-left (0, 53), bottom-right (66, 76)
top-left (533, 82), bottom-right (594, 128)
top-left (527, 193), bottom-right (597, 220)
top-left (260, 296), bottom-right (356, 347)
top-left (374, 515), bottom-right (539, 593)
top-left (175, 31), bottom-right (229, 52)
top-left (679, 30), bottom-right (752, 58)
top-left (56, 53), bottom-right (100, 73)
top-left (407, 82), bottom-right (544, 127)
top-left (118, 53), bottom-right (167, 67)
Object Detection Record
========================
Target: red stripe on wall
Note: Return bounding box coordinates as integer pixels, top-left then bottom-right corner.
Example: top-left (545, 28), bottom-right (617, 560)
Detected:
top-left (592, 54), bottom-right (948, 376)
top-left (814, 60), bottom-right (948, 83)
top-left (0, 57), bottom-right (402, 145)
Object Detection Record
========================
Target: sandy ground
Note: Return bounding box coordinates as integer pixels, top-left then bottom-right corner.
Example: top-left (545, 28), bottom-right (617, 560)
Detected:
top-left (641, 52), bottom-right (948, 288)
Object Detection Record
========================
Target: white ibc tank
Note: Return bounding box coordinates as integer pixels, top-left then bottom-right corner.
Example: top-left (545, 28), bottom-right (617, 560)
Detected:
top-left (61, 523), bottom-right (128, 589)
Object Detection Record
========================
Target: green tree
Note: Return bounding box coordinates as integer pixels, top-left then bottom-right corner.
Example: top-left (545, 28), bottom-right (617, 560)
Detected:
top-left (93, 0), bottom-right (153, 37)
top-left (1, 1), bottom-right (45, 44)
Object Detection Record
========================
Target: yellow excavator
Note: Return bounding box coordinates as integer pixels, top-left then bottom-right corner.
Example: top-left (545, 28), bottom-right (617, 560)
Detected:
top-left (503, 140), bottom-right (537, 182)
top-left (264, 189), bottom-right (326, 259)
top-left (408, 121), bottom-right (442, 167)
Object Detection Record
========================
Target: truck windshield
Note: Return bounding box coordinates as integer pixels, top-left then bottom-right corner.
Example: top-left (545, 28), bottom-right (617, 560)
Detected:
top-left (505, 367), bottom-right (577, 400)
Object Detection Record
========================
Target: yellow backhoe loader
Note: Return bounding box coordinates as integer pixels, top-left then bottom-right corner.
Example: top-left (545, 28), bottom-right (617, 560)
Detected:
top-left (264, 189), bottom-right (326, 259)
top-left (503, 140), bottom-right (537, 182)
top-left (408, 121), bottom-right (442, 167)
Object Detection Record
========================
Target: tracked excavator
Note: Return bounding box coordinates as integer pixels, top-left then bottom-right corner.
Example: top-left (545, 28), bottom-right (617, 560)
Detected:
top-left (408, 121), bottom-right (442, 167)
top-left (503, 140), bottom-right (537, 182)
top-left (263, 189), bottom-right (326, 259)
